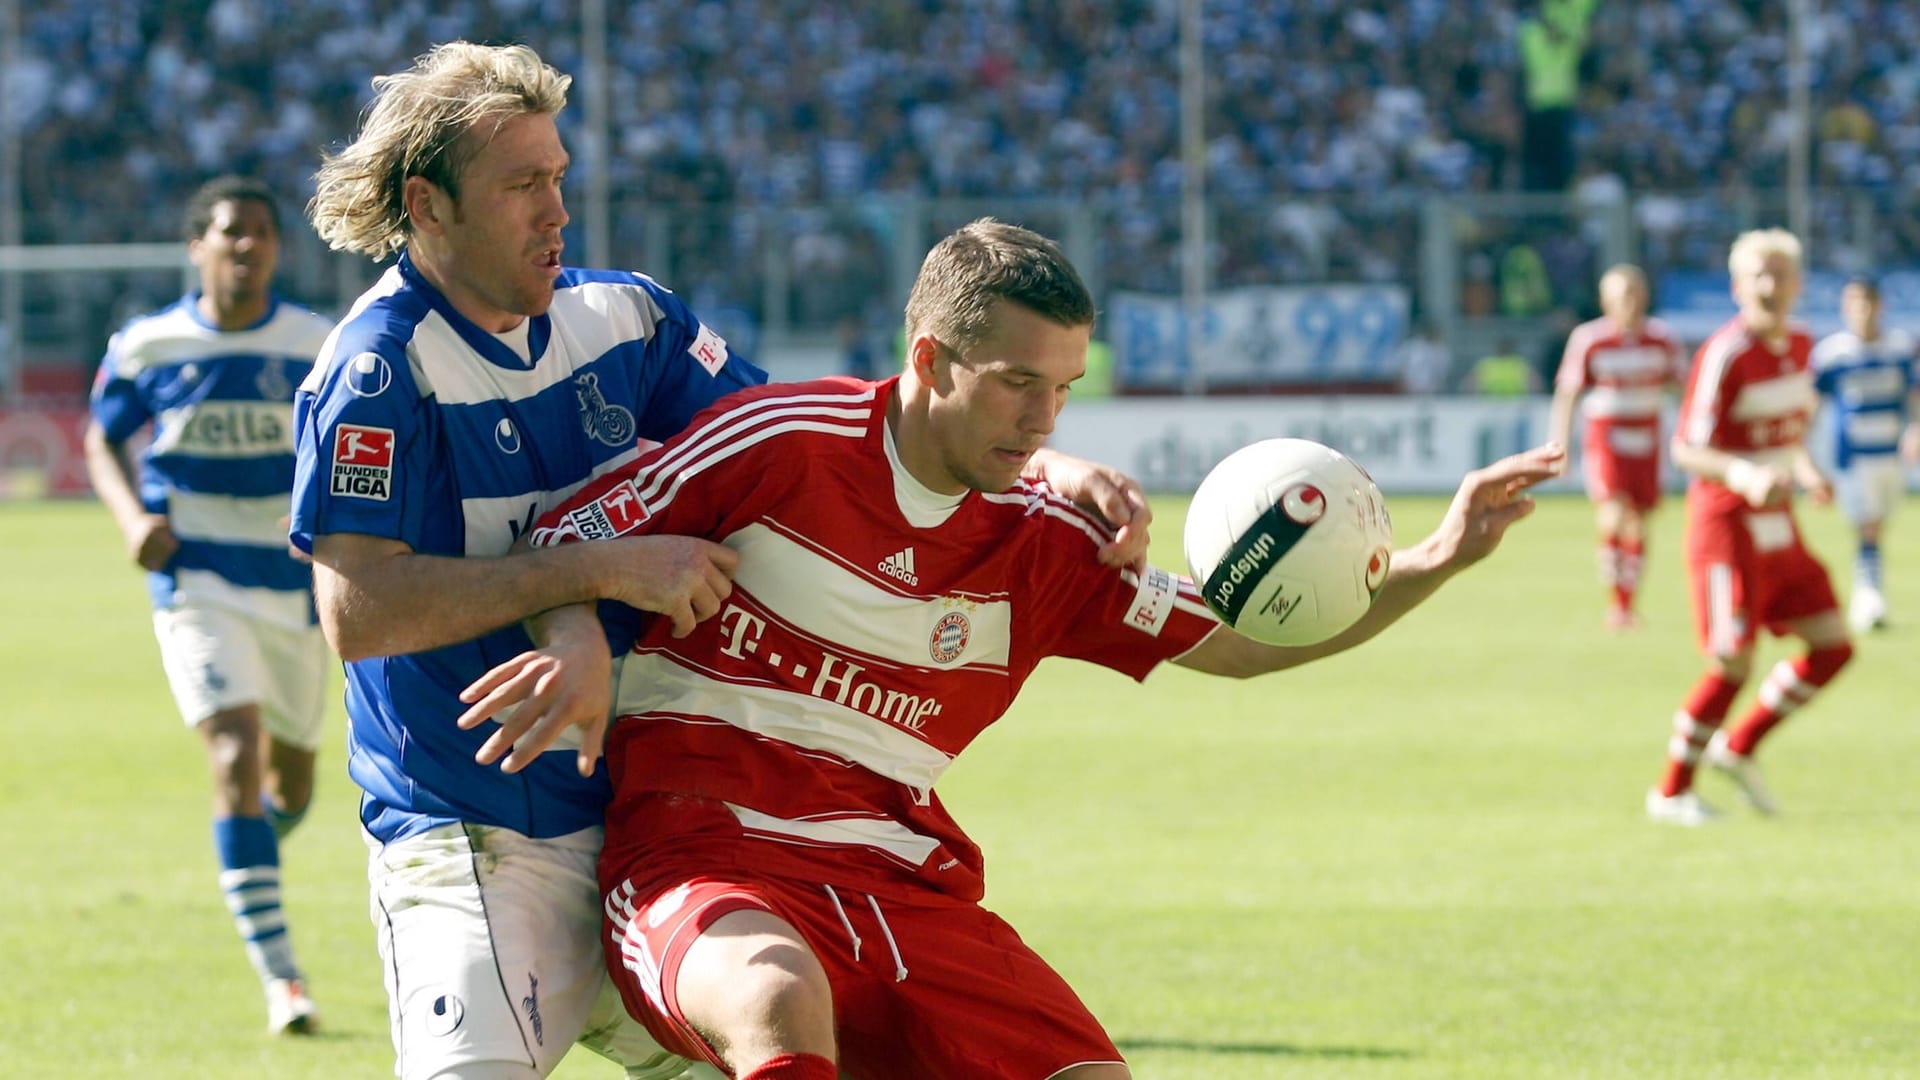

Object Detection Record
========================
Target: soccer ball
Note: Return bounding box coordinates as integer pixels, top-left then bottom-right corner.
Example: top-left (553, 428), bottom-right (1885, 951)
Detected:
top-left (1183, 438), bottom-right (1394, 646)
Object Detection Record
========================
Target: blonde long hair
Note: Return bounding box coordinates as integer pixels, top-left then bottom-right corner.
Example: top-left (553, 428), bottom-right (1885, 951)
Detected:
top-left (308, 42), bottom-right (569, 259)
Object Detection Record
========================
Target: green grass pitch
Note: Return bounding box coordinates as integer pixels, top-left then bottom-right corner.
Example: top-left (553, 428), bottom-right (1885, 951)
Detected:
top-left (3, 490), bottom-right (1917, 1078)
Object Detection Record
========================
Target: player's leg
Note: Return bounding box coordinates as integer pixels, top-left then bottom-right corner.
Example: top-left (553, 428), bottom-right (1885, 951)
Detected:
top-left (1606, 497), bottom-right (1652, 629)
top-left (1592, 495), bottom-right (1627, 624)
top-left (1710, 611), bottom-right (1852, 805)
top-left (676, 908), bottom-right (837, 1075)
top-left (255, 621), bottom-right (330, 840)
top-left (606, 876), bottom-right (837, 1079)
top-left (1706, 542), bottom-right (1852, 814)
top-left (1651, 555), bottom-right (1752, 824)
top-left (372, 824), bottom-right (656, 1079)
top-left (577, 977), bottom-right (724, 1080)
top-left (157, 606), bottom-right (317, 1032)
top-left (1841, 462), bottom-right (1899, 630)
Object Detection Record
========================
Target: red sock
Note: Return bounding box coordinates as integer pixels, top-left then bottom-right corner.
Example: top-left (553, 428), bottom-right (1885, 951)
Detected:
top-left (1616, 537), bottom-right (1644, 612)
top-left (1659, 673), bottom-right (1742, 796)
top-left (1597, 538), bottom-right (1622, 604)
top-left (742, 1054), bottom-right (837, 1080)
top-left (1723, 645), bottom-right (1852, 756)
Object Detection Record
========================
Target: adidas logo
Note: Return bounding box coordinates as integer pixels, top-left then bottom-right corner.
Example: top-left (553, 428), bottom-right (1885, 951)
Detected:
top-left (878, 546), bottom-right (919, 586)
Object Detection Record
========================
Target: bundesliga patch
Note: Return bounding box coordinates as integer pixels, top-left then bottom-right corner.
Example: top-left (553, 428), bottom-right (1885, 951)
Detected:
top-left (688, 323), bottom-right (729, 376)
top-left (330, 424), bottom-right (395, 501)
top-left (560, 480), bottom-right (651, 540)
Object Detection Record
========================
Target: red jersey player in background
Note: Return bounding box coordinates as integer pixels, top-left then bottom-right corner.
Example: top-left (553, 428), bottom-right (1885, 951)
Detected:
top-left (451, 220), bottom-right (1563, 1080)
top-left (1548, 264), bottom-right (1685, 630)
top-left (1646, 228), bottom-right (1854, 827)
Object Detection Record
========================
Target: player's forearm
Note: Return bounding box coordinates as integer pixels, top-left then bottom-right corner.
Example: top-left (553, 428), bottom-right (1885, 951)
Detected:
top-left (313, 542), bottom-right (615, 661)
top-left (1546, 390), bottom-right (1579, 454)
top-left (81, 425), bottom-right (149, 533)
top-left (1177, 536), bottom-right (1452, 678)
top-left (526, 601), bottom-right (603, 651)
top-left (1669, 439), bottom-right (1741, 483)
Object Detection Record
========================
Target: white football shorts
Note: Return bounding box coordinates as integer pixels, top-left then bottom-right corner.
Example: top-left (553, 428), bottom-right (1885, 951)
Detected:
top-left (1836, 457), bottom-right (1907, 527)
top-left (152, 605), bottom-right (330, 750)
top-left (366, 822), bottom-right (708, 1080)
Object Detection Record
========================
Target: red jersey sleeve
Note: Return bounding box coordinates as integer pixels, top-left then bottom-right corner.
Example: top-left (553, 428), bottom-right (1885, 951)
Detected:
top-left (1555, 320), bottom-right (1595, 392)
top-left (528, 382), bottom-right (819, 549)
top-left (1019, 490), bottom-right (1220, 681)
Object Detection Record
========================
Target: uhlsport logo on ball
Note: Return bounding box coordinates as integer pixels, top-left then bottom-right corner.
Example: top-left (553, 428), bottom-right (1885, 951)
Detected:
top-left (1183, 438), bottom-right (1394, 646)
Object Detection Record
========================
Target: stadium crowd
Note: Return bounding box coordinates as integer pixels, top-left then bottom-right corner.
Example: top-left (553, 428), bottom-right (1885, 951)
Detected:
top-left (12, 1), bottom-right (1920, 345)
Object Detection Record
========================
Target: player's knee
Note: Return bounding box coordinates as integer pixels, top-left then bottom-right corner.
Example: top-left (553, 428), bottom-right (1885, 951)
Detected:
top-left (1809, 641), bottom-right (1854, 681)
top-left (678, 910), bottom-right (834, 1061)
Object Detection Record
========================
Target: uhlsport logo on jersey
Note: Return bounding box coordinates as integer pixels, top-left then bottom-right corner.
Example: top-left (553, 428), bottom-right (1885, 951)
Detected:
top-left (878, 546), bottom-right (918, 586)
top-left (557, 480), bottom-right (651, 541)
top-left (929, 611), bottom-right (971, 664)
top-left (330, 424), bottom-right (395, 500)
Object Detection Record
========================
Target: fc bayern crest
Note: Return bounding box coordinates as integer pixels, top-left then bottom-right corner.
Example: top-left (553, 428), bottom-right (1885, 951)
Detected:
top-left (929, 611), bottom-right (971, 664)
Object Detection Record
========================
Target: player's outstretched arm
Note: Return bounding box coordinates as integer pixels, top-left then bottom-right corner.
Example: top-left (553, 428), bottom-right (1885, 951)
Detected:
top-left (458, 602), bottom-right (611, 777)
top-left (1176, 443), bottom-right (1566, 678)
top-left (311, 532), bottom-right (737, 661)
top-left (1024, 447), bottom-right (1153, 568)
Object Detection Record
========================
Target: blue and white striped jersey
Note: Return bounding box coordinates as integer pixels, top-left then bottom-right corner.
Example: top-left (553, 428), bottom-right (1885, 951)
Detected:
top-left (90, 294), bottom-right (334, 630)
top-left (290, 254), bottom-right (767, 844)
top-left (1812, 329), bottom-right (1918, 469)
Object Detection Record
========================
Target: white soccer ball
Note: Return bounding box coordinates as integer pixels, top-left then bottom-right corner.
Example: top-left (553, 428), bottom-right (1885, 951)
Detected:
top-left (1183, 438), bottom-right (1394, 646)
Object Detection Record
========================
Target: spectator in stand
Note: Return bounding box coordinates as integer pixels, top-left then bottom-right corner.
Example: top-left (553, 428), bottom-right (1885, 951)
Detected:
top-left (1396, 318), bottom-right (1454, 395)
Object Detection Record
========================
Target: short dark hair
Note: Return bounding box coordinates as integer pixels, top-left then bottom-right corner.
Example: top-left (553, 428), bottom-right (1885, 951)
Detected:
top-left (1843, 274), bottom-right (1880, 297)
top-left (904, 218), bottom-right (1095, 353)
top-left (184, 175), bottom-right (281, 241)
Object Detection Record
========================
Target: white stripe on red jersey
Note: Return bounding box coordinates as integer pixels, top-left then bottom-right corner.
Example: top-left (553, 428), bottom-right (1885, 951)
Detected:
top-left (536, 376), bottom-right (1220, 901)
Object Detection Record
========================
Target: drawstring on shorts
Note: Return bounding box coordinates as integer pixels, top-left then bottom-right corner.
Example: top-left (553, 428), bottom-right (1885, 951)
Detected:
top-left (820, 885), bottom-right (909, 983)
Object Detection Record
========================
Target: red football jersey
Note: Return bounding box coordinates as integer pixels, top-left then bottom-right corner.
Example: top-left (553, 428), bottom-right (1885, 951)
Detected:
top-left (532, 377), bottom-right (1220, 902)
top-left (1556, 315), bottom-right (1685, 421)
top-left (1676, 317), bottom-right (1818, 518)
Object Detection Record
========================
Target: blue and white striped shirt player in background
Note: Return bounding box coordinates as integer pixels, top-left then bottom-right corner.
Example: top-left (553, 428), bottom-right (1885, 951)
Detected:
top-left (292, 41), bottom-right (1153, 1080)
top-left (84, 175), bottom-right (335, 1036)
top-left (1811, 276), bottom-right (1920, 632)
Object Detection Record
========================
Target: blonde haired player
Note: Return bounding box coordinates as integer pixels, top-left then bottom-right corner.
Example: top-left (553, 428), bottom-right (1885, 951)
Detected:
top-left (1550, 264), bottom-right (1685, 629)
top-left (296, 42), bottom-right (1156, 1080)
top-left (1647, 229), bottom-right (1853, 825)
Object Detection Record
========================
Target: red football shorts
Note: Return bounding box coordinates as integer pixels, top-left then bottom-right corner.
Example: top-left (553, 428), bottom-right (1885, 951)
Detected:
top-left (1687, 507), bottom-right (1839, 655)
top-left (604, 870), bottom-right (1125, 1080)
top-left (1583, 421), bottom-right (1661, 510)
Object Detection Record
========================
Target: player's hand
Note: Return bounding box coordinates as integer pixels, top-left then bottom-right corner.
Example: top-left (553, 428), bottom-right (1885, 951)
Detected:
top-left (601, 536), bottom-right (739, 638)
top-left (128, 513), bottom-right (179, 571)
top-left (1025, 447), bottom-right (1153, 568)
top-left (1725, 459), bottom-right (1791, 509)
top-left (1801, 472), bottom-right (1834, 507)
top-left (457, 617), bottom-right (613, 777)
top-left (1433, 442), bottom-right (1567, 569)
